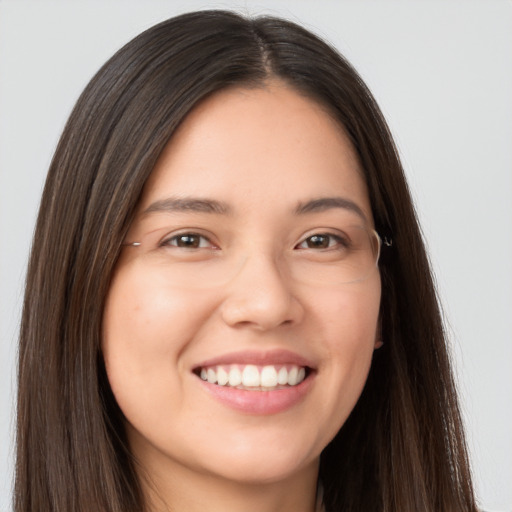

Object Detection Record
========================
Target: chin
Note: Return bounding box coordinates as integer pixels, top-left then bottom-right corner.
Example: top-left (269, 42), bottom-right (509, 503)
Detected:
top-left (188, 430), bottom-right (321, 485)
top-left (200, 452), bottom-right (317, 486)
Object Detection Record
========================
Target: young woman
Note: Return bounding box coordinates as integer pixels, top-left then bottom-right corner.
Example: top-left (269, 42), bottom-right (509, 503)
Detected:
top-left (15, 10), bottom-right (478, 512)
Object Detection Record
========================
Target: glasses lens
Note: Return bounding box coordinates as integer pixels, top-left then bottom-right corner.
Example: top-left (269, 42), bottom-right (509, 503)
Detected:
top-left (125, 226), bottom-right (381, 289)
top-left (289, 226), bottom-right (381, 286)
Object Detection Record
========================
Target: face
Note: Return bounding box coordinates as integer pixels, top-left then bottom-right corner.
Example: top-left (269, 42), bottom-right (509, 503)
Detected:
top-left (102, 82), bottom-right (381, 489)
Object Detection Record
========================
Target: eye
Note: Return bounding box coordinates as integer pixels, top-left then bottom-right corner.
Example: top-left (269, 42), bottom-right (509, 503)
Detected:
top-left (162, 232), bottom-right (215, 249)
top-left (296, 233), bottom-right (348, 250)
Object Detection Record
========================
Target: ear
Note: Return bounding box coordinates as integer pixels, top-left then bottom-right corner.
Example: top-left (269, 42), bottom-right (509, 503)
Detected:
top-left (374, 317), bottom-right (383, 349)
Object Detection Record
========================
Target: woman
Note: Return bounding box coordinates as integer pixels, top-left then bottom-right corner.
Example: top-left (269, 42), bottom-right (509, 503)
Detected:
top-left (15, 10), bottom-right (478, 512)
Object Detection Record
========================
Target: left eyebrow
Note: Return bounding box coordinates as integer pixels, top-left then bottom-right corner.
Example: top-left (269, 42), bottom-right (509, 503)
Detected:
top-left (294, 196), bottom-right (368, 222)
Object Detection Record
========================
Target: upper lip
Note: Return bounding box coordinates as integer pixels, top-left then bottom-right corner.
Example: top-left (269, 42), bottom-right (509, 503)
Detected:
top-left (193, 349), bottom-right (315, 370)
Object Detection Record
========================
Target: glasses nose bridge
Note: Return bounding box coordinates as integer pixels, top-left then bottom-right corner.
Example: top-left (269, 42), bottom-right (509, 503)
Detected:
top-left (228, 244), bottom-right (291, 287)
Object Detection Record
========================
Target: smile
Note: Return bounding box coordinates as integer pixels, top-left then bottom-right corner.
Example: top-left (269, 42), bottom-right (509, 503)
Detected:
top-left (197, 364), bottom-right (308, 390)
top-left (192, 350), bottom-right (316, 414)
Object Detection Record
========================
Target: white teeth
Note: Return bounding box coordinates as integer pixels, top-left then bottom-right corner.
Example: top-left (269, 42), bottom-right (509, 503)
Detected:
top-left (228, 367), bottom-right (242, 387)
top-left (277, 366), bottom-right (288, 385)
top-left (207, 368), bottom-right (217, 384)
top-left (242, 365), bottom-right (260, 387)
top-left (261, 365), bottom-right (278, 387)
top-left (287, 366), bottom-right (299, 386)
top-left (198, 364), bottom-right (307, 389)
top-left (217, 366), bottom-right (229, 386)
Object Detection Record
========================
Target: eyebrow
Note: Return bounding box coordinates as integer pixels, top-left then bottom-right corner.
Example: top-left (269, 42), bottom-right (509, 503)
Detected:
top-left (294, 196), bottom-right (367, 222)
top-left (141, 195), bottom-right (367, 221)
top-left (142, 197), bottom-right (232, 216)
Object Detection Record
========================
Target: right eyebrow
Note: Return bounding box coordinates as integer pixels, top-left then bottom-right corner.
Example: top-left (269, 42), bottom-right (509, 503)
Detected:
top-left (141, 196), bottom-right (232, 217)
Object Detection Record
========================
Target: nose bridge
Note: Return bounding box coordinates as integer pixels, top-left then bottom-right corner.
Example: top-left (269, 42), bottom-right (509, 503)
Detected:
top-left (233, 248), bottom-right (286, 289)
top-left (220, 247), bottom-right (301, 329)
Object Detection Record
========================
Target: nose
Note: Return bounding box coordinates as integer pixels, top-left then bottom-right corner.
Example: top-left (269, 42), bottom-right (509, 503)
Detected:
top-left (220, 252), bottom-right (304, 331)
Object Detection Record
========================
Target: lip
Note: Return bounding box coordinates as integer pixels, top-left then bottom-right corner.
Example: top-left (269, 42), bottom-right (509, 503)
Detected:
top-left (193, 349), bottom-right (315, 369)
top-left (197, 373), bottom-right (314, 415)
top-left (192, 349), bottom-right (316, 415)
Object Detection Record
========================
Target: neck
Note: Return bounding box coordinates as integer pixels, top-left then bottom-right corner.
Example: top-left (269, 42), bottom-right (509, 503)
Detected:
top-left (139, 456), bottom-right (320, 512)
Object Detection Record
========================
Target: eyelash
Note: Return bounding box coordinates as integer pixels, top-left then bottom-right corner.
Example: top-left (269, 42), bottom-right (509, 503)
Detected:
top-left (160, 231), bottom-right (349, 251)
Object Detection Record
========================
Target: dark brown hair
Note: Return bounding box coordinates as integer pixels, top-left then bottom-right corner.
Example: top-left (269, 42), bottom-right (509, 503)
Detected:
top-left (16, 10), bottom-right (477, 512)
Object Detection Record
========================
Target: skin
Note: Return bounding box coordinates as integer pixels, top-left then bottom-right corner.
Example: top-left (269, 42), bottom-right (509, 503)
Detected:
top-left (102, 81), bottom-right (382, 512)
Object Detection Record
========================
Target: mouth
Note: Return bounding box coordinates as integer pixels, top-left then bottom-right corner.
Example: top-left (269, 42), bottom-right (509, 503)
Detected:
top-left (193, 363), bottom-right (312, 391)
top-left (192, 351), bottom-right (316, 414)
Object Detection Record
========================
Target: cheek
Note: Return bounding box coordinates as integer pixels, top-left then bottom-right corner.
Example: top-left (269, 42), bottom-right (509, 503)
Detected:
top-left (317, 277), bottom-right (381, 349)
top-left (101, 264), bottom-right (214, 409)
top-left (310, 278), bottom-right (381, 426)
top-left (103, 262), bottom-right (206, 352)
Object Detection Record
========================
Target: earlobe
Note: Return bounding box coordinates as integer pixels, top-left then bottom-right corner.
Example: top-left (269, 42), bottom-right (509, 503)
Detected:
top-left (374, 340), bottom-right (384, 350)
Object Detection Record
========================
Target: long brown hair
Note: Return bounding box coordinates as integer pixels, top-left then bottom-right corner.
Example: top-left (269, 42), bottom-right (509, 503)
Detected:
top-left (16, 10), bottom-right (477, 512)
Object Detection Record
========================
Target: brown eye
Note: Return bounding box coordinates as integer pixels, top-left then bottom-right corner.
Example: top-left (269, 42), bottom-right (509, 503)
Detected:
top-left (165, 233), bottom-right (211, 249)
top-left (298, 233), bottom-right (343, 250)
top-left (305, 234), bottom-right (329, 248)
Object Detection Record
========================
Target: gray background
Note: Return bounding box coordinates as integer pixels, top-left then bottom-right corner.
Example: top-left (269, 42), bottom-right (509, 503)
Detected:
top-left (1, 1), bottom-right (511, 510)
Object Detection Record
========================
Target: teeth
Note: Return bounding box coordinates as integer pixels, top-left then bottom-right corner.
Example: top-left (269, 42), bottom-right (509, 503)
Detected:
top-left (198, 364), bottom-right (307, 390)
top-left (228, 367), bottom-right (242, 387)
top-left (242, 365), bottom-right (260, 387)
top-left (217, 366), bottom-right (229, 386)
top-left (260, 366), bottom-right (278, 387)
top-left (287, 366), bottom-right (298, 386)
top-left (207, 368), bottom-right (217, 384)
top-left (277, 366), bottom-right (289, 385)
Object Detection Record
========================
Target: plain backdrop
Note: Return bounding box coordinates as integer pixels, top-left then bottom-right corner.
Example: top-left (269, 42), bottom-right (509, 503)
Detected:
top-left (0, 1), bottom-right (511, 511)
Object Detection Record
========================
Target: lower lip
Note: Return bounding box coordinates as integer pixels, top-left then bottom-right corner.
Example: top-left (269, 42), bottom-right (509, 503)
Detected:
top-left (197, 374), bottom-right (314, 415)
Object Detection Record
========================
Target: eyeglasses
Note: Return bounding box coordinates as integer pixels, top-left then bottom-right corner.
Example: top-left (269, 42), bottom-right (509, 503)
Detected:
top-left (122, 225), bottom-right (390, 289)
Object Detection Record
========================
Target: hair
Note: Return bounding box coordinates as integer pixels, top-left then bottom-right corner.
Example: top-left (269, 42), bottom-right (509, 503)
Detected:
top-left (15, 9), bottom-right (477, 512)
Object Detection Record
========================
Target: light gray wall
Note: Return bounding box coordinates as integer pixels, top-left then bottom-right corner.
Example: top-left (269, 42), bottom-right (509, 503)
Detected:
top-left (1, 1), bottom-right (511, 511)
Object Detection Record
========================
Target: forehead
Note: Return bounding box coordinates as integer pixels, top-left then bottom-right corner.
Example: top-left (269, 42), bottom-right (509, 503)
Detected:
top-left (138, 81), bottom-right (371, 220)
